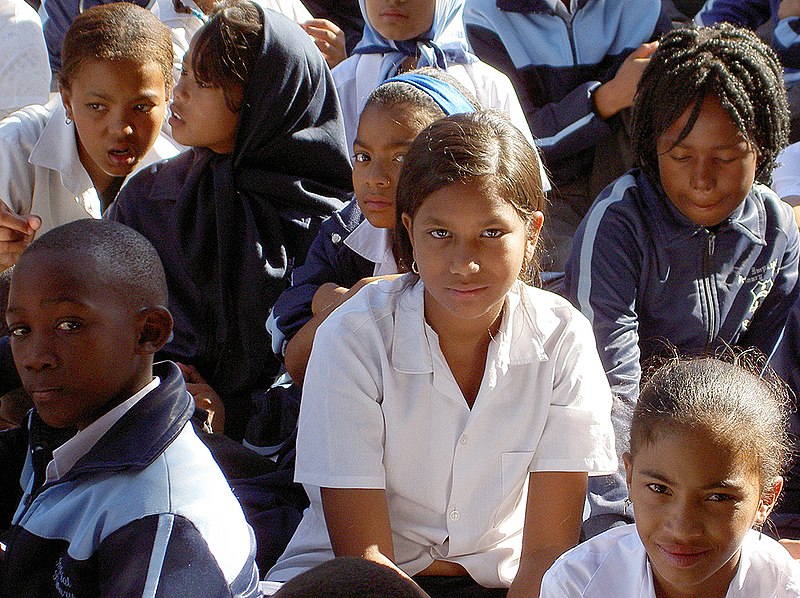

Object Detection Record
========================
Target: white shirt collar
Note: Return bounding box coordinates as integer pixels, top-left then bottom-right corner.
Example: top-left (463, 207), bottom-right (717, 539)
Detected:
top-left (390, 279), bottom-right (549, 375)
top-left (45, 376), bottom-right (161, 484)
top-left (343, 219), bottom-right (398, 276)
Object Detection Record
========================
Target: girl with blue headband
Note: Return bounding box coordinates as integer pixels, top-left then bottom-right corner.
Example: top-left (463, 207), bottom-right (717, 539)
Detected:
top-left (268, 67), bottom-right (478, 385)
top-left (267, 109), bottom-right (616, 596)
top-left (331, 0), bottom-right (535, 155)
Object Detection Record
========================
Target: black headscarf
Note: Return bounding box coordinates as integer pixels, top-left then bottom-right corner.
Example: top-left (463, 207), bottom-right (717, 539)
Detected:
top-left (175, 4), bottom-right (352, 433)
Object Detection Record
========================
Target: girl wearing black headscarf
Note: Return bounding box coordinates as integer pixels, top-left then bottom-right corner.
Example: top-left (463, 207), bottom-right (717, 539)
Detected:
top-left (108, 0), bottom-right (352, 441)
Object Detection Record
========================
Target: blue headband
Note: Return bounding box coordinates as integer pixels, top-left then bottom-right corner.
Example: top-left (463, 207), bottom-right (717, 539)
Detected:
top-left (382, 73), bottom-right (476, 116)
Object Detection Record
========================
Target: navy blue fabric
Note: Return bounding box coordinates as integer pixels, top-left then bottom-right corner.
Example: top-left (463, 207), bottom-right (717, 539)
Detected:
top-left (107, 7), bottom-right (352, 439)
top-left (0, 361), bottom-right (261, 597)
top-left (464, 0), bottom-right (667, 187)
top-left (269, 198), bottom-right (374, 353)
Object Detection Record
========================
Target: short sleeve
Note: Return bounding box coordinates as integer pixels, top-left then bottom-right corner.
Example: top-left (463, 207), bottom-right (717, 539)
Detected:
top-left (531, 307), bottom-right (618, 475)
top-left (294, 306), bottom-right (388, 489)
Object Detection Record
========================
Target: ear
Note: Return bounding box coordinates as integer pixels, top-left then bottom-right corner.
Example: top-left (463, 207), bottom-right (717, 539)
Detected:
top-left (134, 306), bottom-right (173, 355)
top-left (755, 476), bottom-right (784, 527)
top-left (623, 452), bottom-right (634, 491)
top-left (401, 212), bottom-right (414, 245)
top-left (59, 83), bottom-right (74, 121)
top-left (526, 211), bottom-right (545, 263)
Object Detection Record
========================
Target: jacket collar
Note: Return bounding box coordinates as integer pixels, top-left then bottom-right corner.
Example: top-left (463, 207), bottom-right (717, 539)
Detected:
top-left (637, 169), bottom-right (766, 248)
top-left (390, 279), bottom-right (550, 375)
top-left (47, 362), bottom-right (193, 481)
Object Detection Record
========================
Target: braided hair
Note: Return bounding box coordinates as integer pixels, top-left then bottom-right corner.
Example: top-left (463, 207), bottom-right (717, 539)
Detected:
top-left (632, 23), bottom-right (789, 185)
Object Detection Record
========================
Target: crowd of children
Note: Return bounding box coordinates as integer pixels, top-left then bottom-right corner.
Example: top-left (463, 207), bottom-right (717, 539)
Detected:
top-left (2, 0), bottom-right (800, 596)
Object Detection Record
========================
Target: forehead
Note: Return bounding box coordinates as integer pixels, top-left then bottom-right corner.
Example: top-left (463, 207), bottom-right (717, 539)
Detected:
top-left (415, 178), bottom-right (524, 222)
top-left (658, 95), bottom-right (747, 149)
top-left (69, 58), bottom-right (166, 96)
top-left (356, 103), bottom-right (429, 145)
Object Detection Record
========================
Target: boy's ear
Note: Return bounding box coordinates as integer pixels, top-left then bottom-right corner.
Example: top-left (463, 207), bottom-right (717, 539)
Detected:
top-left (755, 476), bottom-right (784, 526)
top-left (623, 452), bottom-right (634, 490)
top-left (58, 84), bottom-right (74, 121)
top-left (135, 306), bottom-right (173, 355)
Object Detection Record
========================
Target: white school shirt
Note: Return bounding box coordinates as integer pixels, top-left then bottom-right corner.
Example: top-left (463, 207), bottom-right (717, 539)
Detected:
top-left (343, 218), bottom-right (398, 275)
top-left (0, 0), bottom-right (49, 120)
top-left (267, 276), bottom-right (617, 586)
top-left (541, 524), bottom-right (800, 598)
top-left (773, 141), bottom-right (800, 207)
top-left (0, 98), bottom-right (179, 236)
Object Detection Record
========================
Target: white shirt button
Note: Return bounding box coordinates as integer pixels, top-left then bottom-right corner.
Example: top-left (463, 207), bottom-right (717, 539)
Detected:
top-left (459, 435), bottom-right (467, 445)
top-left (449, 510), bottom-right (460, 521)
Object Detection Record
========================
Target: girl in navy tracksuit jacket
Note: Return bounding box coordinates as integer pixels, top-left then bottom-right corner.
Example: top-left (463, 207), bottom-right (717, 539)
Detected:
top-left (563, 25), bottom-right (799, 533)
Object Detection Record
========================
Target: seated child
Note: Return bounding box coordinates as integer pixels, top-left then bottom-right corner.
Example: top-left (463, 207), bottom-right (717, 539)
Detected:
top-left (0, 2), bottom-right (178, 270)
top-left (563, 25), bottom-right (799, 531)
top-left (107, 0), bottom-right (353, 440)
top-left (332, 0), bottom-right (535, 154)
top-left (0, 218), bottom-right (260, 596)
top-left (268, 67), bottom-right (479, 384)
top-left (267, 111), bottom-right (617, 596)
top-left (541, 355), bottom-right (800, 597)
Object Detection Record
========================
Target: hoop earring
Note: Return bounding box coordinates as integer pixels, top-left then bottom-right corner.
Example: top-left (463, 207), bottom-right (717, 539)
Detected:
top-left (411, 260), bottom-right (419, 274)
top-left (623, 498), bottom-right (633, 518)
top-left (65, 116), bottom-right (72, 125)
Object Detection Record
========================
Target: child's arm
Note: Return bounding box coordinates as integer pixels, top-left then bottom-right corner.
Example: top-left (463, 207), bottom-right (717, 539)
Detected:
top-left (301, 18), bottom-right (347, 69)
top-left (320, 487), bottom-right (396, 563)
top-left (284, 275), bottom-right (401, 384)
top-left (0, 204), bottom-right (39, 270)
top-left (508, 471), bottom-right (587, 598)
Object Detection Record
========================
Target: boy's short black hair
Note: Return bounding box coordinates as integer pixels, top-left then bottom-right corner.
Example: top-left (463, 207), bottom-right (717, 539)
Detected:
top-left (21, 219), bottom-right (168, 307)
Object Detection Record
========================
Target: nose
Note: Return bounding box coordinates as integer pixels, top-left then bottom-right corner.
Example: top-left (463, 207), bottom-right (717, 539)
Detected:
top-left (665, 498), bottom-right (704, 540)
top-left (365, 158), bottom-right (391, 189)
top-left (110, 108), bottom-right (134, 137)
top-left (448, 239), bottom-right (480, 276)
top-left (689, 158), bottom-right (714, 192)
top-left (174, 75), bottom-right (187, 100)
top-left (19, 333), bottom-right (58, 373)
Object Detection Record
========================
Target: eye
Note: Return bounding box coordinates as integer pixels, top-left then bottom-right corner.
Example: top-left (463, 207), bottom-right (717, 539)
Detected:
top-left (87, 103), bottom-right (104, 111)
top-left (134, 103), bottom-right (154, 113)
top-left (7, 324), bottom-right (29, 338)
top-left (56, 320), bottom-right (81, 332)
top-left (429, 229), bottom-right (450, 239)
top-left (670, 154), bottom-right (690, 163)
top-left (196, 79), bottom-right (214, 89)
top-left (481, 229), bottom-right (503, 238)
top-left (646, 483), bottom-right (669, 494)
top-left (707, 492), bottom-right (734, 502)
top-left (353, 152), bottom-right (370, 163)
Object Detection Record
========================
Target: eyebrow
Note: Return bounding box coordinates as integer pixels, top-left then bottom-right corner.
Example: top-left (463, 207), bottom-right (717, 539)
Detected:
top-left (352, 139), bottom-right (413, 150)
top-left (7, 297), bottom-right (91, 314)
top-left (638, 469), bottom-right (746, 491)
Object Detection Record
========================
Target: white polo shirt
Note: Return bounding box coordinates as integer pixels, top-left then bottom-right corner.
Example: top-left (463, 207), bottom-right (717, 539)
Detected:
top-left (268, 276), bottom-right (616, 586)
top-left (541, 524), bottom-right (800, 597)
top-left (0, 98), bottom-right (178, 236)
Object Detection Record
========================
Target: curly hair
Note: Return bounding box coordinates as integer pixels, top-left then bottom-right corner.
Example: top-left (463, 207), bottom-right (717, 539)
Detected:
top-left (632, 23), bottom-right (789, 185)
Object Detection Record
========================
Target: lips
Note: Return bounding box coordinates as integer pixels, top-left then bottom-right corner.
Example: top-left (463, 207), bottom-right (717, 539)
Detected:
top-left (106, 147), bottom-right (137, 168)
top-left (169, 105), bottom-right (186, 127)
top-left (656, 543), bottom-right (711, 568)
top-left (363, 195), bottom-right (393, 210)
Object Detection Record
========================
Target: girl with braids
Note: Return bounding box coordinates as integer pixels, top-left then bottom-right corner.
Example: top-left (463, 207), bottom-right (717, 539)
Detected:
top-left (541, 355), bottom-right (800, 598)
top-left (563, 23), bottom-right (799, 535)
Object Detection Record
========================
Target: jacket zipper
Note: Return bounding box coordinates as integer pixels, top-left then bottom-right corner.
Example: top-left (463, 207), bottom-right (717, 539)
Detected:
top-left (701, 231), bottom-right (717, 347)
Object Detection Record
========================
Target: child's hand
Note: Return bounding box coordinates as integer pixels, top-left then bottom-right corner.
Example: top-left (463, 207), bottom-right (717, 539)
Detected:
top-left (594, 41), bottom-right (658, 119)
top-left (177, 362), bottom-right (226, 434)
top-left (0, 203), bottom-right (40, 270)
top-left (780, 538), bottom-right (800, 559)
top-left (779, 0), bottom-right (800, 19)
top-left (301, 18), bottom-right (347, 69)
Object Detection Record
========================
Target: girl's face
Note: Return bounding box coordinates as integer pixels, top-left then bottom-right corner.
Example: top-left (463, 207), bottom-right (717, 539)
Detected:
top-left (169, 44), bottom-right (241, 155)
top-left (60, 59), bottom-right (167, 194)
top-left (656, 94), bottom-right (758, 227)
top-left (402, 178), bottom-right (543, 334)
top-left (365, 0), bottom-right (436, 41)
top-left (624, 425), bottom-right (780, 598)
top-left (353, 103), bottom-right (426, 229)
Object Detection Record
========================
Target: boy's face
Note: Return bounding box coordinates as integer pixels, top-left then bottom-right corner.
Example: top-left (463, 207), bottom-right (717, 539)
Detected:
top-left (365, 0), bottom-right (436, 42)
top-left (5, 251), bottom-right (152, 430)
top-left (656, 95), bottom-right (758, 227)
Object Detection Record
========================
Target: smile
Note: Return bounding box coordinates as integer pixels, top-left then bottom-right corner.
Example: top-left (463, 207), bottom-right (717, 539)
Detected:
top-left (657, 543), bottom-right (711, 568)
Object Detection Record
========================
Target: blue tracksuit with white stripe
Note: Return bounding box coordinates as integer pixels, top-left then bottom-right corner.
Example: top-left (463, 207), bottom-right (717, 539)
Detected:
top-left (0, 361), bottom-right (261, 597)
top-left (564, 169), bottom-right (800, 408)
top-left (696, 0), bottom-right (800, 88)
top-left (463, 0), bottom-right (666, 187)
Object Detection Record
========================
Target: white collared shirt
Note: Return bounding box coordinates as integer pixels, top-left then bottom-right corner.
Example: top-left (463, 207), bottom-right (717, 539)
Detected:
top-left (541, 524), bottom-right (800, 597)
top-left (0, 0), bottom-right (49, 119)
top-left (44, 377), bottom-right (160, 484)
top-left (343, 218), bottom-right (398, 276)
top-left (268, 276), bottom-right (616, 586)
top-left (0, 98), bottom-right (179, 236)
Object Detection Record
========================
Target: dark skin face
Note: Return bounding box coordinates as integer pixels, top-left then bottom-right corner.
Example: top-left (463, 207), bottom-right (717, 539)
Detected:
top-left (5, 251), bottom-right (172, 430)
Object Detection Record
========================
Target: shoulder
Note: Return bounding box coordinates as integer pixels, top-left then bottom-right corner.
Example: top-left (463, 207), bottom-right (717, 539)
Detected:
top-left (115, 150), bottom-right (197, 208)
top-left (751, 182), bottom-right (795, 223)
top-left (332, 54), bottom-right (360, 88)
top-left (542, 525), bottom-right (646, 597)
top-left (0, 102), bottom-right (50, 144)
top-left (736, 530), bottom-right (800, 596)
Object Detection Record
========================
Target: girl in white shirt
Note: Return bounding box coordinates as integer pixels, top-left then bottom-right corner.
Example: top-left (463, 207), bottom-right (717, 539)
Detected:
top-left (0, 2), bottom-right (177, 269)
top-left (541, 355), bottom-right (800, 598)
top-left (267, 111), bottom-right (617, 596)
